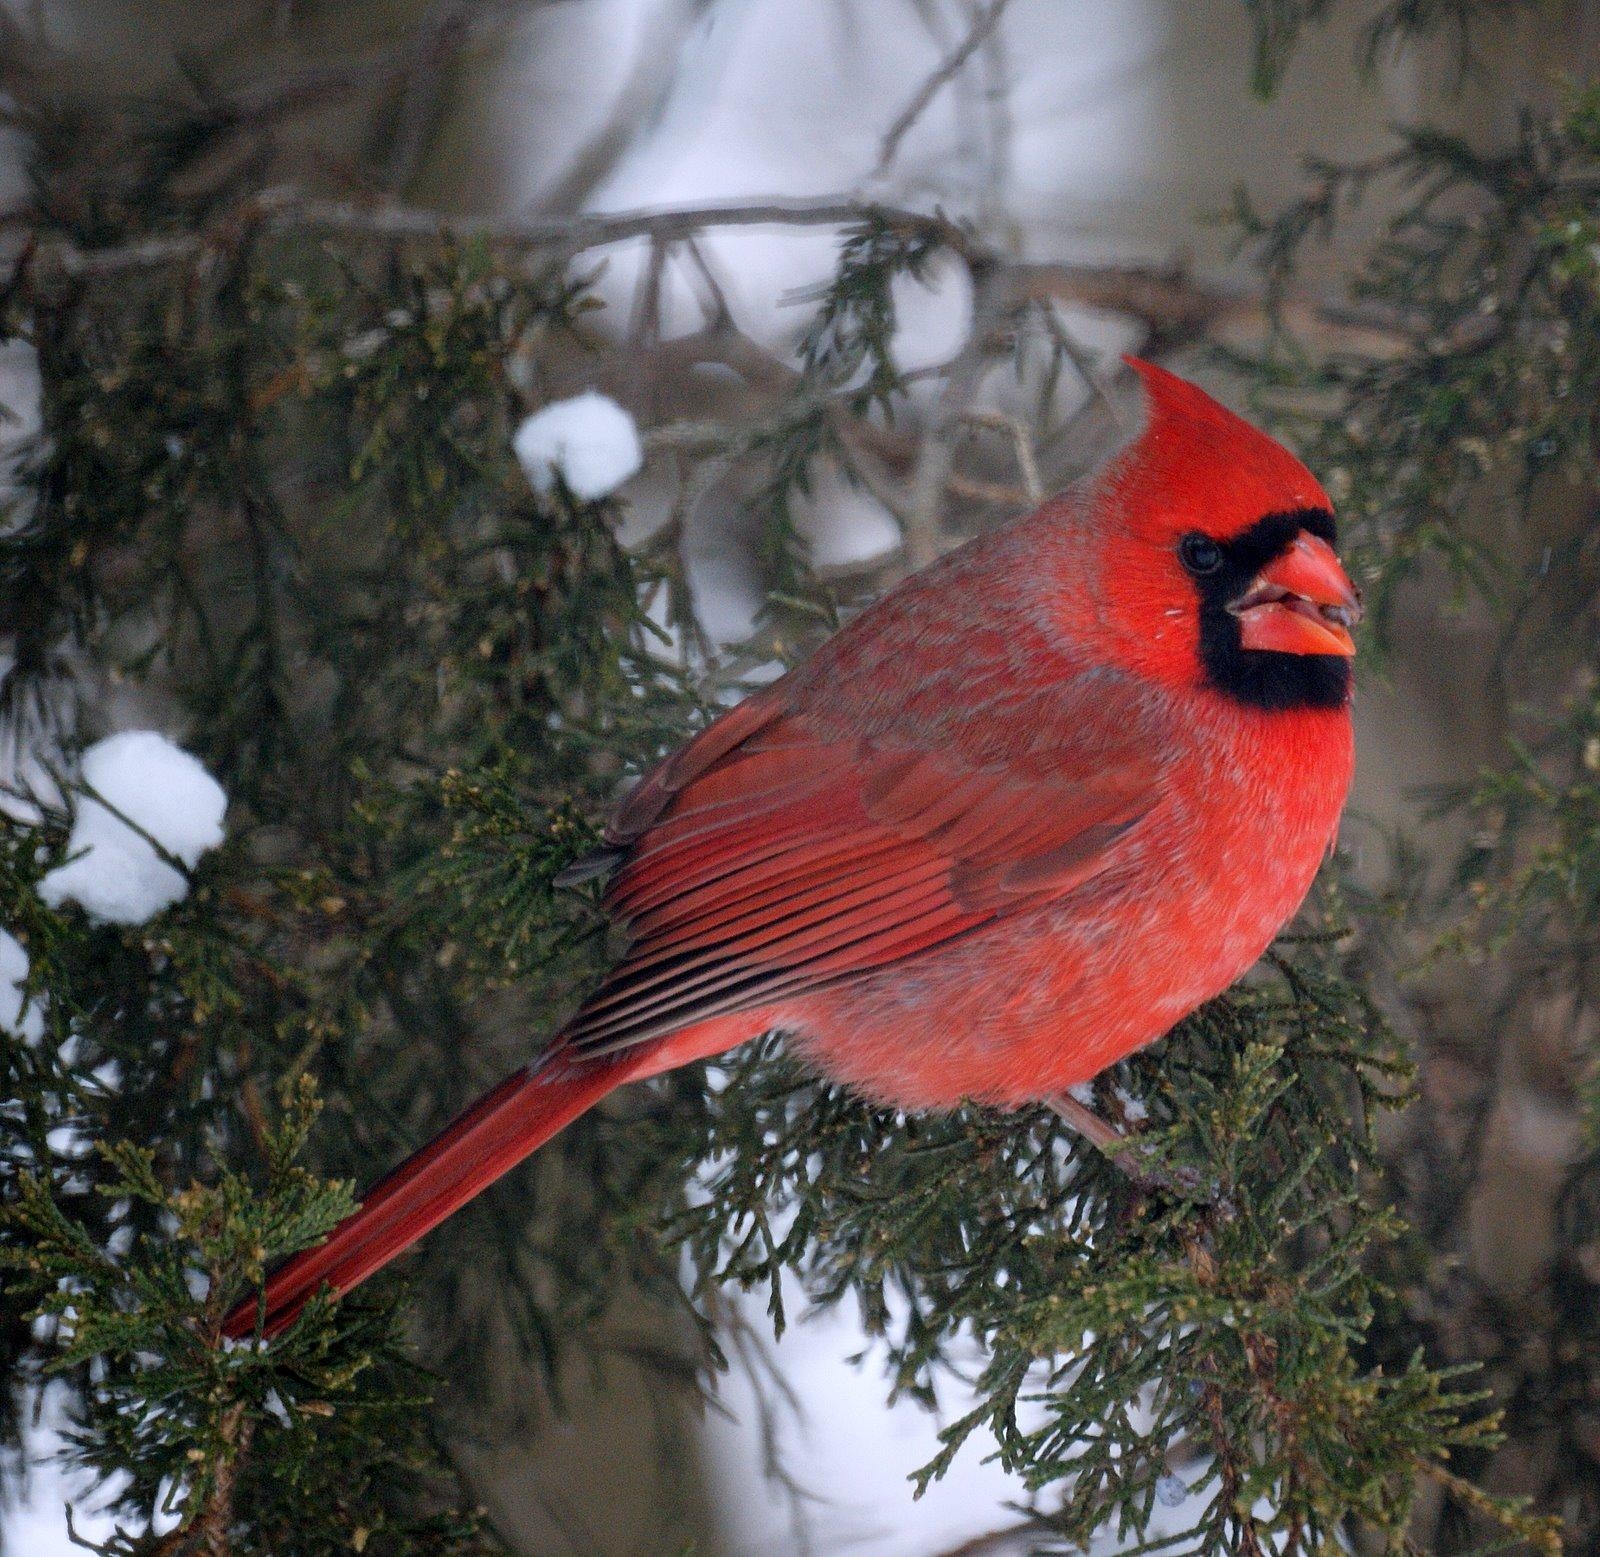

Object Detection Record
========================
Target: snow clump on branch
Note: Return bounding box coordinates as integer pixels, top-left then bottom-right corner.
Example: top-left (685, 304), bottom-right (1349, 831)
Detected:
top-left (513, 391), bottom-right (642, 501)
top-left (37, 732), bottom-right (227, 926)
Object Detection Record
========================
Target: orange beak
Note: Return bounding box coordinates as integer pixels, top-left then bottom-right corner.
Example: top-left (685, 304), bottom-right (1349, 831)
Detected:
top-left (1230, 532), bottom-right (1361, 658)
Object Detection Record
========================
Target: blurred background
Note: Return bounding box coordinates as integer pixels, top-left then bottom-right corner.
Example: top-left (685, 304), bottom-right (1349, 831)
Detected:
top-left (1, 3), bottom-right (1598, 1555)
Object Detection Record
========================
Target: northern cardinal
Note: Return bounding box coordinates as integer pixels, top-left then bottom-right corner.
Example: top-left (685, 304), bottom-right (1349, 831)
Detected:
top-left (223, 359), bottom-right (1359, 1340)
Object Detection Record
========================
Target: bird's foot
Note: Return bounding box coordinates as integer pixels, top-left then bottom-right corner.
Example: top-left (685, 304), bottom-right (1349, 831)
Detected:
top-left (1047, 1092), bottom-right (1234, 1216)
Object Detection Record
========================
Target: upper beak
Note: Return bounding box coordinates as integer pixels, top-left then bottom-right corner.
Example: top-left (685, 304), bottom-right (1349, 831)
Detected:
top-left (1229, 532), bottom-right (1362, 658)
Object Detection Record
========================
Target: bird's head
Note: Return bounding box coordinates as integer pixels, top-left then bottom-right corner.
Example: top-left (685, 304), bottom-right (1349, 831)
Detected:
top-left (1090, 357), bottom-right (1361, 712)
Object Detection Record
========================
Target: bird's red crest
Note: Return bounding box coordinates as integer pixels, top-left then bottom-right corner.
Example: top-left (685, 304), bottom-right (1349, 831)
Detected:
top-left (1108, 357), bottom-right (1331, 543)
top-left (1079, 359), bottom-right (1347, 696)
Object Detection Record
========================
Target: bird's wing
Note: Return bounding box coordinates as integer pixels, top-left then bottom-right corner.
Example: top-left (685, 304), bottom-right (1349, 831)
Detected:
top-left (562, 674), bottom-right (1164, 1055)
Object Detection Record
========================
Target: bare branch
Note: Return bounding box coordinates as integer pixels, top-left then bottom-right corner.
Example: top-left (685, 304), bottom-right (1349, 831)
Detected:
top-left (11, 180), bottom-right (1411, 364)
top-left (900, 257), bottom-right (1007, 567)
top-left (1032, 300), bottom-right (1121, 429)
top-left (971, 0), bottom-right (1015, 228)
top-left (17, 190), bottom-right (985, 278)
top-left (875, 0), bottom-right (1016, 177)
top-left (222, 0), bottom-right (532, 127)
top-left (959, 410), bottom-right (1042, 503)
top-left (382, 0), bottom-right (478, 196)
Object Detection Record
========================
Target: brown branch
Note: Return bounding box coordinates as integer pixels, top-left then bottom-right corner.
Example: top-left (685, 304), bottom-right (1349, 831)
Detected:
top-left (381, 0), bottom-right (479, 196)
top-left (927, 1519), bottom-right (1039, 1556)
top-left (12, 184), bottom-right (1411, 364)
top-left (1009, 260), bottom-right (1412, 358)
top-left (19, 190), bottom-right (986, 278)
top-left (901, 257), bottom-right (1007, 567)
top-left (959, 410), bottom-right (1043, 503)
top-left (640, 321), bottom-right (1033, 516)
top-left (209, 0), bottom-right (533, 128)
top-left (185, 1404), bottom-right (253, 1557)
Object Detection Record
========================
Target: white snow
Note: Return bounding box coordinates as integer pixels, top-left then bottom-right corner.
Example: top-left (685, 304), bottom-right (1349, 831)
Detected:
top-left (37, 732), bottom-right (226, 926)
top-left (513, 391), bottom-right (643, 500)
top-left (0, 927), bottom-right (44, 1041)
top-left (1112, 1082), bottom-right (1150, 1124)
top-left (2, 1386), bottom-right (179, 1557)
top-left (703, 1271), bottom-right (1036, 1556)
top-left (792, 463), bottom-right (902, 571)
top-left (0, 336), bottom-right (41, 528)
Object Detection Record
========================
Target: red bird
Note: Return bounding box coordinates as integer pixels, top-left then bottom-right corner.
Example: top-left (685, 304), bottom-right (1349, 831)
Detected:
top-left (223, 360), bottom-right (1359, 1340)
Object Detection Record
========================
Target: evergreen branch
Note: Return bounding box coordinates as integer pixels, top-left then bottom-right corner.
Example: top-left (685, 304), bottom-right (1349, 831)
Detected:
top-left (19, 190), bottom-right (987, 278)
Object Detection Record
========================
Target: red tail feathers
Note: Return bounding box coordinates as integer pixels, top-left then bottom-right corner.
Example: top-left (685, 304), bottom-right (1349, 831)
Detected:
top-left (221, 1049), bottom-right (633, 1339)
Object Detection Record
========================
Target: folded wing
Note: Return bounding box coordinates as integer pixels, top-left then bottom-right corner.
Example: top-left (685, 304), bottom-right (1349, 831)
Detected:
top-left (563, 684), bottom-right (1160, 1055)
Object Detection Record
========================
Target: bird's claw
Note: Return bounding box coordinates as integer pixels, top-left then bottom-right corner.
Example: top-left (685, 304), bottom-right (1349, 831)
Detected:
top-left (1047, 1093), bottom-right (1235, 1218)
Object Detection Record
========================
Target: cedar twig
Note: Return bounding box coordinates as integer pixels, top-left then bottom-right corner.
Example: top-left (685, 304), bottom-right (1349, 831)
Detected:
top-left (1048, 1092), bottom-right (1232, 1212)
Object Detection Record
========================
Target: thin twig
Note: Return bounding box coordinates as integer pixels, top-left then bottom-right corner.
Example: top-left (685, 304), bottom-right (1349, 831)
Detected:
top-left (959, 409), bottom-right (1043, 503)
top-left (1033, 299), bottom-right (1122, 427)
top-left (901, 256), bottom-right (1007, 567)
top-left (971, 0), bottom-right (1014, 229)
top-left (222, 0), bottom-right (531, 125)
top-left (681, 234), bottom-right (733, 327)
top-left (12, 186), bottom-right (1415, 363)
top-left (1048, 1093), bottom-right (1232, 1212)
top-left (875, 0), bottom-right (1016, 176)
top-left (382, 0), bottom-right (476, 195)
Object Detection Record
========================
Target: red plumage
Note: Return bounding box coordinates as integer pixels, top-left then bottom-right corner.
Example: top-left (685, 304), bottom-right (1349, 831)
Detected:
top-left (223, 360), bottom-right (1359, 1340)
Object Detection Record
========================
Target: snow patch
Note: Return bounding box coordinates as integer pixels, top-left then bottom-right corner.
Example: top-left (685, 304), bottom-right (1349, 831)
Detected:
top-left (792, 463), bottom-right (901, 569)
top-left (514, 391), bottom-right (643, 500)
top-left (0, 336), bottom-right (41, 527)
top-left (1112, 1083), bottom-right (1149, 1124)
top-left (0, 928), bottom-right (44, 1041)
top-left (37, 733), bottom-right (226, 926)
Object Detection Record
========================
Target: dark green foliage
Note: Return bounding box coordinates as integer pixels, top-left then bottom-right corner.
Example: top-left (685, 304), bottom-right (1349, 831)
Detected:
top-left (1230, 48), bottom-right (1600, 1557)
top-left (1, 1077), bottom-right (494, 1556)
top-left (667, 948), bottom-right (1556, 1554)
top-left (0, 10), bottom-right (1591, 1554)
top-left (1234, 88), bottom-right (1600, 636)
top-left (749, 213), bottom-right (951, 638)
top-left (797, 215), bottom-right (947, 414)
top-left (1239, 0), bottom-right (1544, 97)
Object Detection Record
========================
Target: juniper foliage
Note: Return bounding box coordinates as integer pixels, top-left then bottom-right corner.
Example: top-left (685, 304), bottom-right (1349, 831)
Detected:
top-left (0, 6), bottom-right (1590, 1555)
top-left (1231, 44), bottom-right (1600, 1556)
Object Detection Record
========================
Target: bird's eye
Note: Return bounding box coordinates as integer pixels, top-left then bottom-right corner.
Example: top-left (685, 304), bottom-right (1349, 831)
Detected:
top-left (1179, 533), bottom-right (1224, 576)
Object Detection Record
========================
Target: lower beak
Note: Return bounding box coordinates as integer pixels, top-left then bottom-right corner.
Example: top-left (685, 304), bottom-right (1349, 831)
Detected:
top-left (1230, 532), bottom-right (1361, 658)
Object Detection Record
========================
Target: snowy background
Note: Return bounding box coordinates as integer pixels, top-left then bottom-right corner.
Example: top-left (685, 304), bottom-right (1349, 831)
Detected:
top-left (0, 1), bottom-right (1422, 1552)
